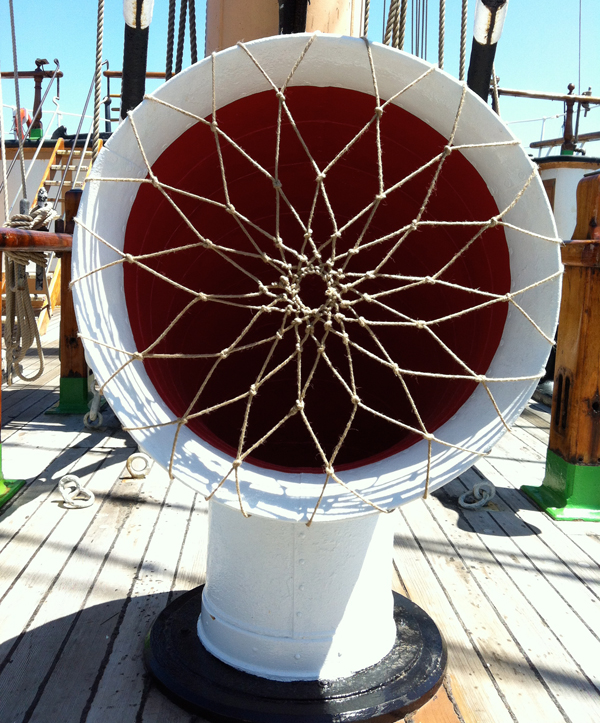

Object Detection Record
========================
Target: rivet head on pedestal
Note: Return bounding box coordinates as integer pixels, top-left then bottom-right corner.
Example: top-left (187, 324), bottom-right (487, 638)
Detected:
top-left (299, 558), bottom-right (305, 565)
top-left (294, 653), bottom-right (301, 660)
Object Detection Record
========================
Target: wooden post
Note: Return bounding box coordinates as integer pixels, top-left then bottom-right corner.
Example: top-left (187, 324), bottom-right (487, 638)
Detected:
top-left (205, 0), bottom-right (364, 55)
top-left (47, 188), bottom-right (91, 415)
top-left (522, 172), bottom-right (600, 520)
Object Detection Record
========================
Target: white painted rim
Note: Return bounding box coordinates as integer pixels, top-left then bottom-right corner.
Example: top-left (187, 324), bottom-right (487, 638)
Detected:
top-left (73, 34), bottom-right (561, 521)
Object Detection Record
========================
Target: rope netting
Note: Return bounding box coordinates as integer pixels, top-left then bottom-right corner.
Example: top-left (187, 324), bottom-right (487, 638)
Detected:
top-left (72, 36), bottom-right (560, 523)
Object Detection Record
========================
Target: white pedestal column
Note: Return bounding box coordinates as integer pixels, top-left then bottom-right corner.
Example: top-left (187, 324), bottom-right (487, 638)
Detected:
top-left (198, 500), bottom-right (397, 682)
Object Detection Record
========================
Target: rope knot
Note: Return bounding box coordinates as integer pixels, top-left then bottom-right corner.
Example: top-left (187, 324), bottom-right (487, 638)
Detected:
top-left (425, 276), bottom-right (435, 284)
top-left (261, 253), bottom-right (271, 263)
top-left (226, 204), bottom-right (236, 215)
top-left (232, 458), bottom-right (242, 469)
top-left (324, 320), bottom-right (333, 330)
top-left (296, 399), bottom-right (305, 411)
top-left (220, 348), bottom-right (229, 359)
top-left (249, 384), bottom-right (258, 397)
top-left (474, 375), bottom-right (486, 384)
top-left (415, 320), bottom-right (426, 329)
top-left (124, 253), bottom-right (135, 263)
top-left (392, 363), bottom-right (400, 375)
top-left (276, 91), bottom-right (285, 101)
top-left (325, 466), bottom-right (334, 476)
top-left (443, 144), bottom-right (453, 156)
top-left (210, 121), bottom-right (218, 132)
top-left (423, 433), bottom-right (434, 441)
top-left (198, 292), bottom-right (208, 301)
top-left (132, 352), bottom-right (144, 361)
top-left (374, 106), bottom-right (384, 118)
top-left (410, 221), bottom-right (419, 231)
top-left (351, 394), bottom-right (360, 405)
top-left (375, 193), bottom-right (386, 202)
top-left (317, 345), bottom-right (325, 354)
top-left (316, 172), bottom-right (326, 183)
top-left (489, 216), bottom-right (500, 227)
top-left (363, 293), bottom-right (372, 303)
top-left (366, 270), bottom-right (375, 279)
top-left (274, 237), bottom-right (283, 248)
top-left (358, 316), bottom-right (367, 327)
top-left (332, 231), bottom-right (342, 239)
top-left (503, 293), bottom-right (512, 302)
top-left (272, 179), bottom-right (282, 189)
top-left (276, 331), bottom-right (284, 340)
top-left (348, 248), bottom-right (358, 256)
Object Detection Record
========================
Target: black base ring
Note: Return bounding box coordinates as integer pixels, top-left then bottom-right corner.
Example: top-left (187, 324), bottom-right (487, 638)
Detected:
top-left (144, 586), bottom-right (447, 722)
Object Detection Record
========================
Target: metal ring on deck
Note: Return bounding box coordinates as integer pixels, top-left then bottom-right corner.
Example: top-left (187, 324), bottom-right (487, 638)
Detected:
top-left (126, 451), bottom-right (152, 478)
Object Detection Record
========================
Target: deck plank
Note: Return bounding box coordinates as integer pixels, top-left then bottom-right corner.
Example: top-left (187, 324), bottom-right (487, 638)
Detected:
top-left (0, 448), bottom-right (134, 723)
top-left (393, 509), bottom-right (515, 723)
top-left (400, 496), bottom-right (572, 723)
top-left (26, 463), bottom-right (177, 723)
top-left (84, 472), bottom-right (196, 722)
top-left (430, 479), bottom-right (600, 722)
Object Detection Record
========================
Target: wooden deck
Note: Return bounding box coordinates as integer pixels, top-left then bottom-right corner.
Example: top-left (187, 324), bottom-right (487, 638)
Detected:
top-left (0, 313), bottom-right (599, 722)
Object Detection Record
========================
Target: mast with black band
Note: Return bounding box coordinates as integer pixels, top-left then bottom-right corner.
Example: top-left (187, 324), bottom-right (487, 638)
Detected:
top-left (121, 0), bottom-right (154, 118)
top-left (467, 0), bottom-right (509, 102)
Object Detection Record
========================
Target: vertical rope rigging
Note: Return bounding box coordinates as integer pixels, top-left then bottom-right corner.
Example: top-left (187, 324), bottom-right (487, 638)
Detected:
top-left (438, 0), bottom-right (445, 69)
top-left (384, 0), bottom-right (400, 46)
top-left (92, 0), bottom-right (105, 163)
top-left (8, 0), bottom-right (27, 203)
top-left (459, 0), bottom-right (468, 80)
top-left (189, 0), bottom-right (198, 64)
top-left (363, 0), bottom-right (370, 37)
top-left (166, 0), bottom-right (177, 79)
top-left (399, 0), bottom-right (408, 50)
top-left (175, 0), bottom-right (189, 76)
top-left (0, 65), bottom-right (10, 221)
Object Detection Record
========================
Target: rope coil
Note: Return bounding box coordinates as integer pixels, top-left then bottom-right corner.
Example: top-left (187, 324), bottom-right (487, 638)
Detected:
top-left (458, 481), bottom-right (496, 509)
top-left (58, 474), bottom-right (95, 509)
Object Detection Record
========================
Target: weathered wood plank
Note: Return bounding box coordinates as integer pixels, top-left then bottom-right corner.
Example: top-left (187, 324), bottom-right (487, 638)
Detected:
top-left (26, 463), bottom-right (176, 723)
top-left (402, 497), bottom-right (570, 723)
top-left (84, 474), bottom-right (196, 722)
top-left (393, 508), bottom-right (514, 723)
top-left (0, 448), bottom-right (134, 723)
top-left (431, 479), bottom-right (600, 722)
top-left (475, 457), bottom-right (600, 601)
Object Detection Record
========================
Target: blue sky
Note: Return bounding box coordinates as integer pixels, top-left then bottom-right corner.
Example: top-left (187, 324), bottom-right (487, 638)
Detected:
top-left (1, 0), bottom-right (598, 155)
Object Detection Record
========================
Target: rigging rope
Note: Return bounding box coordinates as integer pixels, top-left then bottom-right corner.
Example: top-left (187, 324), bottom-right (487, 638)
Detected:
top-left (384, 0), bottom-right (400, 46)
top-left (438, 0), bottom-right (445, 69)
top-left (0, 64), bottom-right (10, 221)
top-left (189, 0), bottom-right (198, 65)
top-left (175, 0), bottom-right (189, 76)
top-left (92, 0), bottom-right (105, 163)
top-left (363, 0), bottom-right (370, 36)
top-left (166, 0), bottom-right (177, 79)
top-left (8, 0), bottom-right (27, 204)
top-left (459, 0), bottom-right (468, 80)
top-left (399, 0), bottom-right (407, 50)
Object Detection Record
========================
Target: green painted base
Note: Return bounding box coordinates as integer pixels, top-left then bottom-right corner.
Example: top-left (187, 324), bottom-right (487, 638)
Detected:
top-left (29, 128), bottom-right (43, 140)
top-left (0, 478), bottom-right (26, 509)
top-left (46, 377), bottom-right (92, 415)
top-left (521, 449), bottom-right (600, 522)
